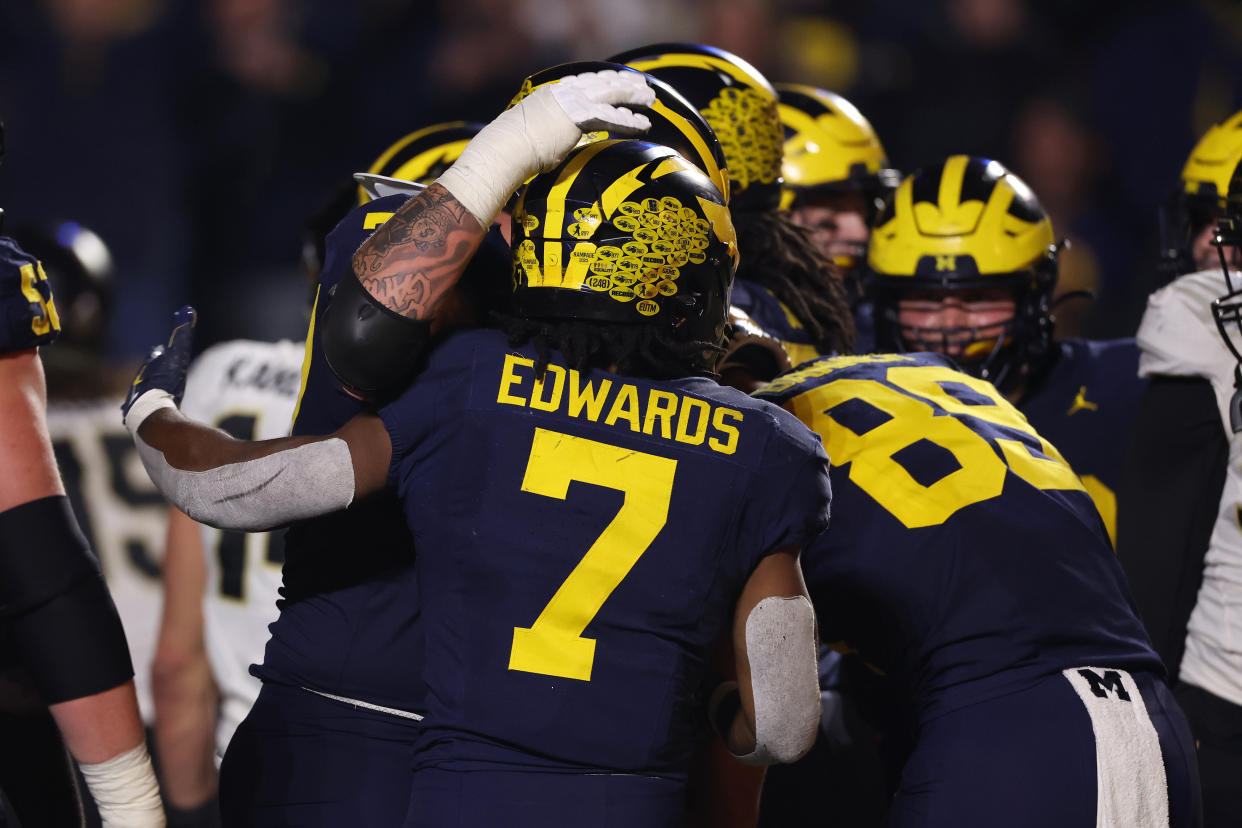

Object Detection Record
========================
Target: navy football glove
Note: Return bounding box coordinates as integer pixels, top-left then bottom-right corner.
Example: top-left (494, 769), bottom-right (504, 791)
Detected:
top-left (122, 305), bottom-right (195, 431)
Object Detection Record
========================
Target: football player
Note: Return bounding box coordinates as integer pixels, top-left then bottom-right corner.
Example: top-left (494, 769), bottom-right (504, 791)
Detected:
top-left (777, 84), bottom-right (900, 354)
top-left (1118, 109), bottom-right (1242, 826)
top-left (122, 83), bottom-right (828, 827)
top-left (755, 352), bottom-right (1200, 827)
top-left (611, 43), bottom-right (855, 373)
top-left (0, 230), bottom-right (163, 824)
top-left (150, 121), bottom-right (507, 825)
top-left (868, 156), bottom-right (1146, 543)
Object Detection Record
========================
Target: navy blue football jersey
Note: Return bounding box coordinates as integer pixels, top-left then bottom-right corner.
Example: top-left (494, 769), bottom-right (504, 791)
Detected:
top-left (0, 237), bottom-right (59, 353)
top-left (252, 194), bottom-right (428, 710)
top-left (1019, 338), bottom-right (1147, 544)
top-left (731, 278), bottom-right (824, 368)
top-left (755, 352), bottom-right (1160, 724)
top-left (378, 329), bottom-right (832, 777)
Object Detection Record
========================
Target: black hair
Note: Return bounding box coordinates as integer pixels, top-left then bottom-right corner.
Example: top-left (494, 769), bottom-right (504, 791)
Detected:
top-left (734, 210), bottom-right (856, 354)
top-left (494, 314), bottom-right (723, 381)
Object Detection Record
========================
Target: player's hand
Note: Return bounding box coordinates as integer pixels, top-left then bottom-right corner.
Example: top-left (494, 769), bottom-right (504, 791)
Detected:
top-left (121, 306), bottom-right (195, 432)
top-left (436, 69), bottom-right (655, 226)
top-left (547, 69), bottom-right (654, 137)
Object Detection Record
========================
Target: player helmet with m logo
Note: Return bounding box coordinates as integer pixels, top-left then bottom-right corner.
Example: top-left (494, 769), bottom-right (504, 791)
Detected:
top-left (868, 155), bottom-right (1058, 391)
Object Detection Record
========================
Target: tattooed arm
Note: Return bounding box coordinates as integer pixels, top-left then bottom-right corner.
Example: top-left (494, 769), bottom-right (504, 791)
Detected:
top-left (322, 70), bottom-right (654, 396)
top-left (350, 183), bottom-right (484, 322)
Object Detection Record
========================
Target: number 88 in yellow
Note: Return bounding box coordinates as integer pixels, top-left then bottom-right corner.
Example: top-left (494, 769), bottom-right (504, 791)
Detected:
top-left (787, 366), bottom-right (1085, 529)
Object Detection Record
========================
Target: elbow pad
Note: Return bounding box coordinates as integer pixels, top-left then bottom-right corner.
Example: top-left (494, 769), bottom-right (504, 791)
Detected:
top-left (737, 595), bottom-right (820, 766)
top-left (321, 271), bottom-right (431, 400)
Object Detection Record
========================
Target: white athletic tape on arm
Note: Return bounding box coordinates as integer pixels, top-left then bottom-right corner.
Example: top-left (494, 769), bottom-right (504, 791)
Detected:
top-left (736, 594), bottom-right (820, 766)
top-left (122, 389), bottom-right (177, 433)
top-left (134, 434), bottom-right (355, 532)
top-left (79, 743), bottom-right (165, 828)
top-left (436, 70), bottom-right (654, 227)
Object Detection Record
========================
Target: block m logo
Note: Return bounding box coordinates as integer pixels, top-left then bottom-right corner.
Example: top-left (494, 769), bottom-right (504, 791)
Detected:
top-left (935, 255), bottom-right (956, 271)
top-left (1077, 668), bottom-right (1131, 702)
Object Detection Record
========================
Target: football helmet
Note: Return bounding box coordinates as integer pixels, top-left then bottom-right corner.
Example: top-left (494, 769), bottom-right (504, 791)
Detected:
top-left (869, 155), bottom-right (1057, 391)
top-left (777, 84), bottom-right (898, 211)
top-left (511, 139), bottom-right (738, 360)
top-left (1159, 108), bottom-right (1242, 278)
top-left (11, 221), bottom-right (112, 352)
top-left (609, 43), bottom-right (783, 211)
top-left (508, 61), bottom-right (730, 205)
top-left (356, 121), bottom-right (483, 204)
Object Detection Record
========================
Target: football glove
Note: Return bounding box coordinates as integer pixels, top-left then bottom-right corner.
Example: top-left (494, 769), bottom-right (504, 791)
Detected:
top-left (437, 69), bottom-right (655, 227)
top-left (121, 305), bottom-right (195, 432)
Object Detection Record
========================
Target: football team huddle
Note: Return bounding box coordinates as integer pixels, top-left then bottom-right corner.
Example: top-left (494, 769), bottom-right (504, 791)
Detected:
top-left (2, 40), bottom-right (1241, 828)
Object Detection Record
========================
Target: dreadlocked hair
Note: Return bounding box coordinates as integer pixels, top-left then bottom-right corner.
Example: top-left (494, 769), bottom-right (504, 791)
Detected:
top-left (734, 210), bottom-right (856, 354)
top-left (494, 313), bottom-right (724, 381)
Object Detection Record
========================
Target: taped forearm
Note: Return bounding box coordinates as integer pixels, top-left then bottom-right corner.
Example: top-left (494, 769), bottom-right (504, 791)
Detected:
top-left (133, 434), bottom-right (355, 531)
top-left (80, 743), bottom-right (165, 827)
top-left (735, 595), bottom-right (820, 765)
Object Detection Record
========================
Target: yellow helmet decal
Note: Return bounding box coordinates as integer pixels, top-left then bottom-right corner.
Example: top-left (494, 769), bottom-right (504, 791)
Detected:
top-left (700, 85), bottom-right (783, 192)
top-left (1181, 108), bottom-right (1242, 203)
top-left (515, 143), bottom-right (732, 319)
top-left (869, 155), bottom-right (1054, 277)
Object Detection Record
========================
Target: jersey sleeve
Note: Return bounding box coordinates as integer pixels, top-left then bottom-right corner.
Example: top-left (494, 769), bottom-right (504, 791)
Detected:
top-left (736, 409), bottom-right (832, 563)
top-left (1137, 270), bottom-right (1233, 385)
top-left (0, 237), bottom-right (60, 354)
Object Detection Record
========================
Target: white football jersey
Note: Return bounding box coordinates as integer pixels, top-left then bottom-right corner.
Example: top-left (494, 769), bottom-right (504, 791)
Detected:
top-left (1137, 268), bottom-right (1242, 706)
top-left (179, 339), bottom-right (307, 757)
top-left (45, 398), bottom-right (169, 724)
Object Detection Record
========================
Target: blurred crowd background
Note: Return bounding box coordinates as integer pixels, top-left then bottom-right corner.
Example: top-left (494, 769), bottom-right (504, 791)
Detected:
top-left (2, 0), bottom-right (1240, 362)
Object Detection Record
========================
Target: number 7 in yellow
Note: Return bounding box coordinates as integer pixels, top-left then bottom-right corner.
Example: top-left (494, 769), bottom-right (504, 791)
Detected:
top-left (509, 427), bottom-right (677, 682)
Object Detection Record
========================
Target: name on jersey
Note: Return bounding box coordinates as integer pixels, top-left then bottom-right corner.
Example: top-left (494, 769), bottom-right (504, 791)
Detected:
top-left (496, 354), bottom-right (742, 455)
top-left (224, 357), bottom-right (301, 397)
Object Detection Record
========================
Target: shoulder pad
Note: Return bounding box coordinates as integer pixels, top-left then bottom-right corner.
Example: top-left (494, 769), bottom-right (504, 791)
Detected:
top-left (1136, 270), bottom-right (1232, 383)
top-left (0, 237), bottom-right (60, 354)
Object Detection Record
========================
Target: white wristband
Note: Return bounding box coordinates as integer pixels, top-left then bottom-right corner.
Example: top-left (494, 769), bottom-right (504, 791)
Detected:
top-left (123, 389), bottom-right (176, 434)
top-left (79, 743), bottom-right (165, 828)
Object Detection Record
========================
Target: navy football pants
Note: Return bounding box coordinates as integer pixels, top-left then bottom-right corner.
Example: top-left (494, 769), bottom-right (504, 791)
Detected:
top-left (219, 682), bottom-right (421, 827)
top-left (889, 670), bottom-right (1201, 828)
top-left (402, 767), bottom-right (685, 827)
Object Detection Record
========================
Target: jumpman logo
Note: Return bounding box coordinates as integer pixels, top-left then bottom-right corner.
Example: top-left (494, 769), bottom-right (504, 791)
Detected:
top-left (1067, 385), bottom-right (1099, 416)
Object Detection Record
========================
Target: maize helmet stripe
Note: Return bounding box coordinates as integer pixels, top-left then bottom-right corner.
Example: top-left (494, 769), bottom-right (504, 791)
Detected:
top-left (611, 43), bottom-right (783, 210)
top-left (358, 121), bottom-right (484, 205)
top-left (512, 140), bottom-right (734, 354)
top-left (776, 83), bottom-right (896, 195)
top-left (542, 141), bottom-right (616, 287)
top-left (510, 61), bottom-right (730, 204)
top-left (625, 53), bottom-right (764, 93)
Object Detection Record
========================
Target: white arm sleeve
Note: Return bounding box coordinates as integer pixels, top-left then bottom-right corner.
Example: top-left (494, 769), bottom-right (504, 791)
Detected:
top-left (735, 594), bottom-right (821, 766)
top-left (133, 434), bottom-right (355, 532)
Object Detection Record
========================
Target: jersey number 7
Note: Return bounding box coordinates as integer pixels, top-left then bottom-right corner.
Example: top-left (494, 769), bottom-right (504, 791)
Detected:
top-left (509, 427), bottom-right (677, 682)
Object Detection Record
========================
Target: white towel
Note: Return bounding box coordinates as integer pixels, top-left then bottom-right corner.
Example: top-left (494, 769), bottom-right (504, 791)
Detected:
top-left (1063, 667), bottom-right (1169, 828)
